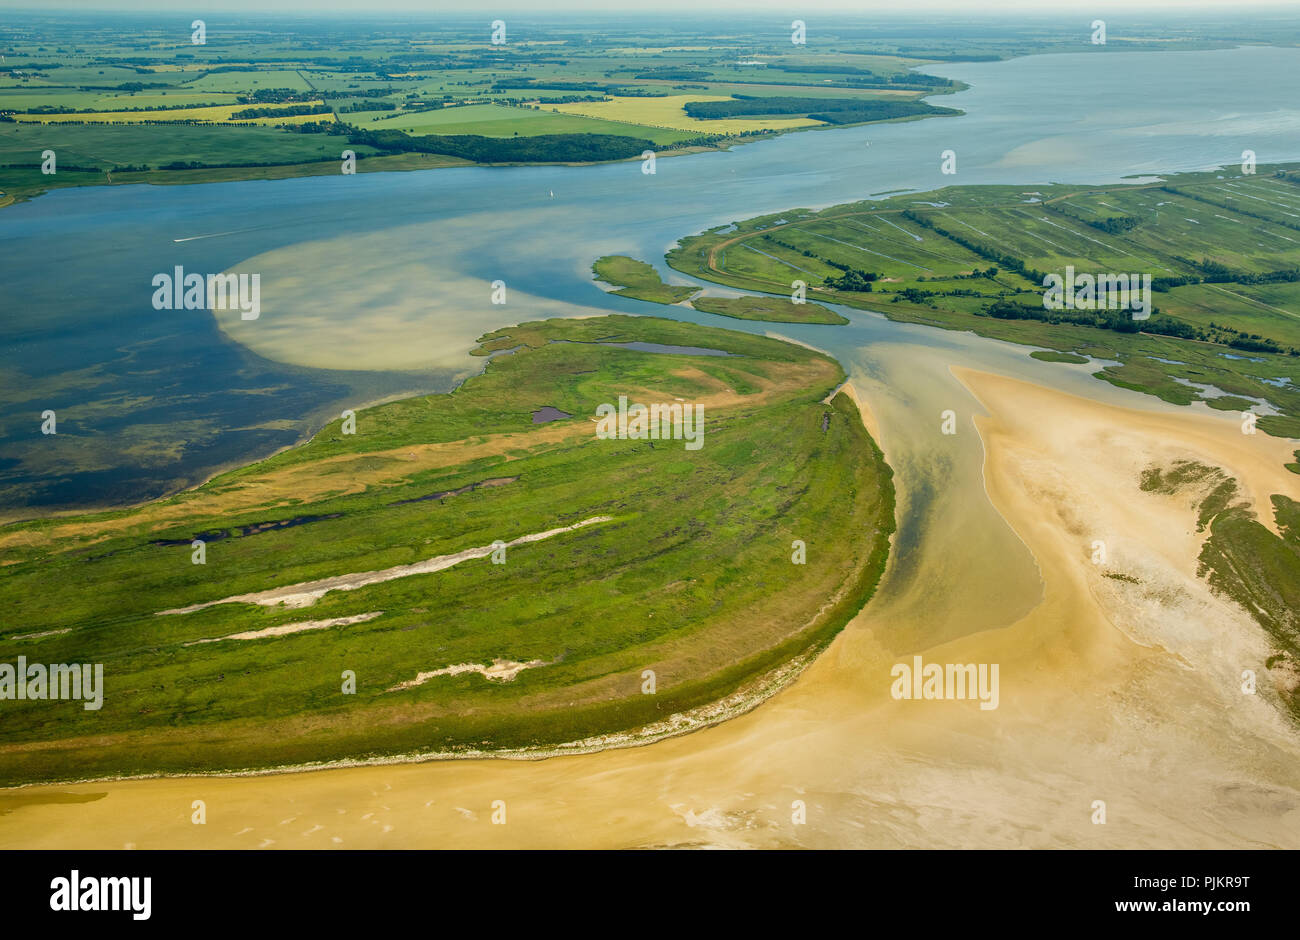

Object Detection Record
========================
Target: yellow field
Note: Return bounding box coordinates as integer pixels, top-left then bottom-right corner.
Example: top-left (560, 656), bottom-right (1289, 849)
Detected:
top-left (550, 95), bottom-right (824, 134)
top-left (601, 46), bottom-right (719, 53)
top-left (13, 102), bottom-right (335, 126)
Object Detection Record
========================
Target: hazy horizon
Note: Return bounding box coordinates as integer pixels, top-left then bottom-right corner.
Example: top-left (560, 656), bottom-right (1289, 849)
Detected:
top-left (1, 0), bottom-right (1296, 14)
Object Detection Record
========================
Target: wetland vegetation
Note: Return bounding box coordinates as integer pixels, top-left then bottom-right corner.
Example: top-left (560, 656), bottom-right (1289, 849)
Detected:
top-left (668, 165), bottom-right (1300, 439)
top-left (0, 315), bottom-right (895, 785)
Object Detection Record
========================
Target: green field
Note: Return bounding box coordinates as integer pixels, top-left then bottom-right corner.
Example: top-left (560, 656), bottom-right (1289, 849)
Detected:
top-left (1029, 350), bottom-right (1090, 364)
top-left (0, 121), bottom-right (373, 169)
top-left (0, 89), bottom-right (239, 110)
top-left (593, 255), bottom-right (700, 303)
top-left (0, 122), bottom-right (389, 205)
top-left (0, 15), bottom-right (978, 206)
top-left (668, 166), bottom-right (1300, 441)
top-left (183, 70), bottom-right (313, 93)
top-left (0, 316), bottom-right (895, 785)
top-left (691, 294), bottom-right (849, 325)
top-left (356, 102), bottom-right (696, 146)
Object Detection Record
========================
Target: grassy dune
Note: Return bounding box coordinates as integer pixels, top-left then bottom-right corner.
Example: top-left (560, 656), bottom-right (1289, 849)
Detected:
top-left (0, 316), bottom-right (894, 785)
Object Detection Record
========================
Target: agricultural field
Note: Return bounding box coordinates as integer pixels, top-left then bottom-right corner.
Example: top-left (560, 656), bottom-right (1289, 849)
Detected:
top-left (0, 121), bottom-right (387, 207)
top-left (0, 14), bottom-right (972, 207)
top-left (353, 102), bottom-right (696, 146)
top-left (551, 94), bottom-right (825, 134)
top-left (0, 121), bottom-right (373, 168)
top-left (0, 89), bottom-right (240, 110)
top-left (182, 70), bottom-right (314, 93)
top-left (668, 165), bottom-right (1300, 440)
top-left (0, 316), bottom-right (895, 785)
top-left (11, 101), bottom-right (335, 125)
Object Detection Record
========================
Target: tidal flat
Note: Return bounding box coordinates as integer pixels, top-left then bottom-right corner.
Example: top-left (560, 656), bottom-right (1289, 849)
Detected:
top-left (3, 43), bottom-right (1300, 850)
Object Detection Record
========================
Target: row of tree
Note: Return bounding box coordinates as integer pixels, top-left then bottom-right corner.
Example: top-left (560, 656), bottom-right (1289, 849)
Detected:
top-left (345, 126), bottom-right (654, 163)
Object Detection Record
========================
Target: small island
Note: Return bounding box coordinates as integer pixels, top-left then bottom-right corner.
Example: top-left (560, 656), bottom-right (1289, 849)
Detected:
top-left (592, 255), bottom-right (699, 304)
top-left (594, 255), bottom-right (848, 323)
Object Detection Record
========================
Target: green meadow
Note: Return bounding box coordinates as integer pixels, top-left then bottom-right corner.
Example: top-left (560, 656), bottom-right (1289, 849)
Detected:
top-left (691, 294), bottom-right (848, 325)
top-left (0, 316), bottom-right (895, 785)
top-left (592, 255), bottom-right (700, 304)
top-left (356, 103), bottom-right (696, 146)
top-left (0, 121), bottom-right (381, 170)
top-left (668, 166), bottom-right (1300, 440)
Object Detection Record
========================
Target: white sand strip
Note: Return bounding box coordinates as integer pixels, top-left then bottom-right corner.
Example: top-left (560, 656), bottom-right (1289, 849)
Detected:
top-left (10, 627), bottom-right (72, 641)
top-left (185, 611), bottom-right (383, 645)
top-left (158, 516), bottom-right (613, 614)
top-left (387, 657), bottom-right (546, 690)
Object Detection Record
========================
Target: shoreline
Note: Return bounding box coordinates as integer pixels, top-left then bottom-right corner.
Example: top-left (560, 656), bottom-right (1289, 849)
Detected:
top-left (0, 369), bottom-right (892, 790)
top-left (0, 380), bottom-right (436, 529)
top-left (6, 371), bottom-right (1298, 848)
top-left (0, 384), bottom-right (894, 790)
top-left (0, 103), bottom-right (963, 213)
top-left (667, 167), bottom-right (1300, 456)
top-left (0, 644), bottom-right (823, 792)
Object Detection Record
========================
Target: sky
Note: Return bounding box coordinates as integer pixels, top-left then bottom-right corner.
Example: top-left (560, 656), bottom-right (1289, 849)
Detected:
top-left (1, 0), bottom-right (1294, 12)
